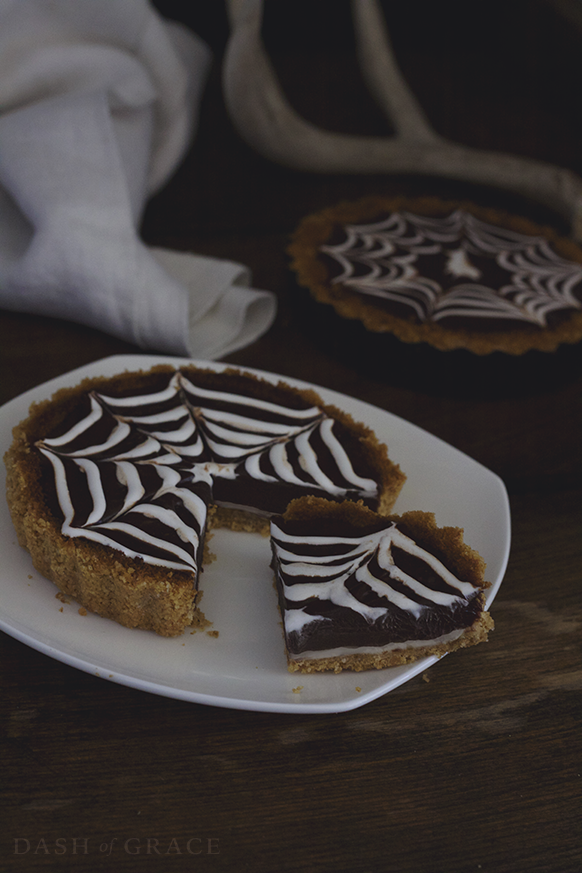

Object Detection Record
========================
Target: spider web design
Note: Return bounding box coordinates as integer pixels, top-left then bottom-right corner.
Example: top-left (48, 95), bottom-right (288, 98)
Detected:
top-left (37, 373), bottom-right (379, 569)
top-left (270, 520), bottom-right (485, 655)
top-left (321, 210), bottom-right (582, 326)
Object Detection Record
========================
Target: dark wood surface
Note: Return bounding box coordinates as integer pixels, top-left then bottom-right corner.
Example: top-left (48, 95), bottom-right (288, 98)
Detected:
top-left (1, 3), bottom-right (581, 871)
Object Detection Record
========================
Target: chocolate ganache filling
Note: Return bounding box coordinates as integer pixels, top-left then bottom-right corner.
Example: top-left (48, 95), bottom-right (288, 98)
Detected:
top-left (320, 209), bottom-right (582, 331)
top-left (37, 370), bottom-right (381, 571)
top-left (271, 515), bottom-right (484, 656)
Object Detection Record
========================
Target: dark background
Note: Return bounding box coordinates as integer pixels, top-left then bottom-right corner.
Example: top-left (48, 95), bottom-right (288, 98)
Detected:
top-left (2, 2), bottom-right (581, 871)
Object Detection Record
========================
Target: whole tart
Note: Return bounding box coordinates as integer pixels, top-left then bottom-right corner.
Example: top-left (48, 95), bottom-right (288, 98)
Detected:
top-left (4, 365), bottom-right (405, 637)
top-left (271, 496), bottom-right (493, 673)
top-left (289, 196), bottom-right (582, 355)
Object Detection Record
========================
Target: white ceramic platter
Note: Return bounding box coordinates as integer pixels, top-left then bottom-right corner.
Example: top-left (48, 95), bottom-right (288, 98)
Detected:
top-left (0, 355), bottom-right (510, 713)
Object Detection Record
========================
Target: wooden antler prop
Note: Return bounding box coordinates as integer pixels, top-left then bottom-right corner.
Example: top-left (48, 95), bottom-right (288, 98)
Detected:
top-left (223, 0), bottom-right (582, 238)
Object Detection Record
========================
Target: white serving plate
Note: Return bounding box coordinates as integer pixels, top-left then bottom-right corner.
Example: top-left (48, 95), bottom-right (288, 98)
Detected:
top-left (0, 355), bottom-right (510, 713)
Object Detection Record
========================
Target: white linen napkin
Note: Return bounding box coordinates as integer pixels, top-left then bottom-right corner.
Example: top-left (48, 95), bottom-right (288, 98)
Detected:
top-left (0, 0), bottom-right (277, 357)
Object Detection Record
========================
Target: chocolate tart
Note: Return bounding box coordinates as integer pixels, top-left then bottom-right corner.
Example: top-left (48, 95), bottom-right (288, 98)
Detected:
top-left (4, 365), bottom-right (405, 637)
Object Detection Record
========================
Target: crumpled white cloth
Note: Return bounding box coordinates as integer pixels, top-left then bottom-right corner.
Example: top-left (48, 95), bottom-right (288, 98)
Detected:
top-left (0, 0), bottom-right (277, 358)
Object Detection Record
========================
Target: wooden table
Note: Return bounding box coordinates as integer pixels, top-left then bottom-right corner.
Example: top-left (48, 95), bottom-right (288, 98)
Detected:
top-left (2, 3), bottom-right (580, 870)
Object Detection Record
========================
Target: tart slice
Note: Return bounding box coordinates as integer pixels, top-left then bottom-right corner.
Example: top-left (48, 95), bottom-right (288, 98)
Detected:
top-left (270, 496), bottom-right (493, 673)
